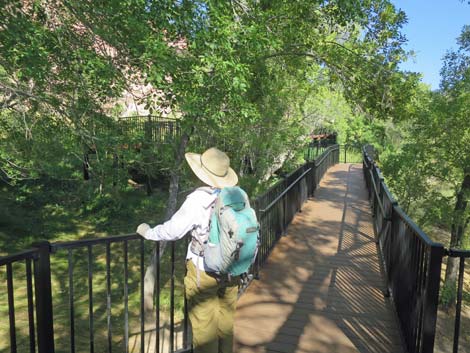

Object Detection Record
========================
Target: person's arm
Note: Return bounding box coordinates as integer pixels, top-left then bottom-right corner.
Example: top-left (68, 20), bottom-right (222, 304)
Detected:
top-left (138, 197), bottom-right (198, 242)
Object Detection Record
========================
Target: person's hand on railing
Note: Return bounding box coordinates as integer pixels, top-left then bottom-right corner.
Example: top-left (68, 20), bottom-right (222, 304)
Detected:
top-left (136, 223), bottom-right (150, 237)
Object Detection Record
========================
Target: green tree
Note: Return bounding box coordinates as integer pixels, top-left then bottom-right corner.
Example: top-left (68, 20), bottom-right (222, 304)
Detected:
top-left (380, 26), bottom-right (470, 308)
top-left (438, 26), bottom-right (470, 302)
top-left (1, 0), bottom-right (418, 313)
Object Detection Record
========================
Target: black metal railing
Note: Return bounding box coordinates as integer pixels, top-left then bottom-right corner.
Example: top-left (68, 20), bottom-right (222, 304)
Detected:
top-left (305, 143), bottom-right (362, 164)
top-left (50, 235), bottom-right (188, 353)
top-left (446, 249), bottom-right (470, 353)
top-left (304, 141), bottom-right (330, 161)
top-left (339, 144), bottom-right (363, 163)
top-left (0, 235), bottom-right (190, 353)
top-left (0, 249), bottom-right (42, 353)
top-left (13, 143), bottom-right (467, 353)
top-left (119, 115), bottom-right (180, 142)
top-left (0, 145), bottom-right (341, 353)
top-left (363, 149), bottom-right (445, 353)
top-left (253, 145), bottom-right (339, 273)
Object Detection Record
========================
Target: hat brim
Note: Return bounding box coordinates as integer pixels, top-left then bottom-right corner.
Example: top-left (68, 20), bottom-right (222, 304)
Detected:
top-left (185, 152), bottom-right (238, 188)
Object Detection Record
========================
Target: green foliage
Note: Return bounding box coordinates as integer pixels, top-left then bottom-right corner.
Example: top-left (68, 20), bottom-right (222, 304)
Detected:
top-left (0, 176), bottom-right (168, 255)
top-left (1, 3), bottom-right (450, 349)
top-left (0, 0), bottom-right (418, 251)
top-left (379, 26), bottom-right (470, 249)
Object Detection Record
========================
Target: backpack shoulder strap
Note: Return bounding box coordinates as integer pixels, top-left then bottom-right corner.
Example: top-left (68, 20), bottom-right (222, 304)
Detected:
top-left (189, 187), bottom-right (219, 209)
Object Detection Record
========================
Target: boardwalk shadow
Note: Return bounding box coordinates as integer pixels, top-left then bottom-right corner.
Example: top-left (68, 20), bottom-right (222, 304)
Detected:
top-left (234, 164), bottom-right (404, 353)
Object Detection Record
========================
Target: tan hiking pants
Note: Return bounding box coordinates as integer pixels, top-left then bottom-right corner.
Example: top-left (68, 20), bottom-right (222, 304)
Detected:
top-left (184, 260), bottom-right (238, 353)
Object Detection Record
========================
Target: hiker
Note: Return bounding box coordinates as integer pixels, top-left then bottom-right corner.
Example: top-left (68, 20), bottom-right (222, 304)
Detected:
top-left (136, 147), bottom-right (241, 353)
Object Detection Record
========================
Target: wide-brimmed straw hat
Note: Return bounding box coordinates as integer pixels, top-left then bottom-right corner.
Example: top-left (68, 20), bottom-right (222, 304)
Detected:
top-left (185, 147), bottom-right (238, 188)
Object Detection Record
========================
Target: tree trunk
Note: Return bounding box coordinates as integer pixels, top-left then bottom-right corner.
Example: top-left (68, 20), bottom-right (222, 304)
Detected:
top-left (143, 132), bottom-right (190, 317)
top-left (443, 173), bottom-right (470, 309)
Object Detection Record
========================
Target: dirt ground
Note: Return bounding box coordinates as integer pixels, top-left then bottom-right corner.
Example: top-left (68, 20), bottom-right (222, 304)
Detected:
top-left (435, 306), bottom-right (470, 353)
top-left (429, 230), bottom-right (470, 352)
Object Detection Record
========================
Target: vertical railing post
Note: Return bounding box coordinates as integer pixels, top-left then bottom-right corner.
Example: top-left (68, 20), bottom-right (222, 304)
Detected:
top-left (170, 242), bottom-right (175, 352)
top-left (310, 163), bottom-right (316, 197)
top-left (254, 201), bottom-right (261, 280)
top-left (33, 241), bottom-right (55, 353)
top-left (144, 115), bottom-right (153, 195)
top-left (282, 181), bottom-right (287, 235)
top-left (421, 244), bottom-right (444, 353)
top-left (453, 256), bottom-right (465, 353)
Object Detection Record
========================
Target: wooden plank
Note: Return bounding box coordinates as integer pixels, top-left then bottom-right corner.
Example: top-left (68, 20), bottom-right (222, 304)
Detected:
top-left (234, 164), bottom-right (405, 353)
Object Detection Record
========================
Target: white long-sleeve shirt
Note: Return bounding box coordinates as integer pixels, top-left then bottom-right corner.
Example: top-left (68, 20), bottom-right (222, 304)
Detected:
top-left (142, 187), bottom-right (219, 271)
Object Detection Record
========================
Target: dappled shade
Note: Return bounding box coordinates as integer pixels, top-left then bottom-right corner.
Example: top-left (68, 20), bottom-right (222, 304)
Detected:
top-left (234, 164), bottom-right (404, 353)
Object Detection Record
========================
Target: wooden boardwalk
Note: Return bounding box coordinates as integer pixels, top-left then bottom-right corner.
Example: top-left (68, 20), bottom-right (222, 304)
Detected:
top-left (234, 164), bottom-right (405, 353)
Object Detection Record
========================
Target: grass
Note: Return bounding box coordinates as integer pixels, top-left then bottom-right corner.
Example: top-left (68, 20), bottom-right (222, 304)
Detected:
top-left (1, 152), bottom-right (344, 352)
top-left (0, 236), bottom-right (189, 353)
top-left (0, 179), bottom-right (190, 352)
top-left (0, 179), bottom-right (169, 255)
top-left (0, 170), bottom-right (287, 352)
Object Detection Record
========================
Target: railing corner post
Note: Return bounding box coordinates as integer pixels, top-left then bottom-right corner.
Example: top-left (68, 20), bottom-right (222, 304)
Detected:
top-left (32, 240), bottom-right (55, 353)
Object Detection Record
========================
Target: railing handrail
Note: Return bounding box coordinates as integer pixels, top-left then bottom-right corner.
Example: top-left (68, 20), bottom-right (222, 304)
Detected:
top-left (362, 146), bottom-right (457, 353)
top-left (0, 248), bottom-right (39, 266)
top-left (1, 145), bottom-right (342, 261)
top-left (448, 248), bottom-right (470, 257)
top-left (314, 145), bottom-right (339, 166)
top-left (366, 167), bottom-right (390, 220)
top-left (256, 143), bottom-right (340, 210)
top-left (381, 178), bottom-right (398, 206)
top-left (392, 205), bottom-right (444, 248)
top-left (365, 157), bottom-right (398, 205)
top-left (118, 115), bottom-right (178, 121)
top-left (362, 147), bottom-right (443, 248)
top-left (51, 233), bottom-right (140, 251)
top-left (1, 144), bottom-right (342, 353)
top-left (259, 168), bottom-right (312, 213)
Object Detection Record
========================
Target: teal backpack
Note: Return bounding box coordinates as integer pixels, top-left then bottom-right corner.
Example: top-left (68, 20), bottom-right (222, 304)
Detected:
top-left (204, 187), bottom-right (259, 276)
